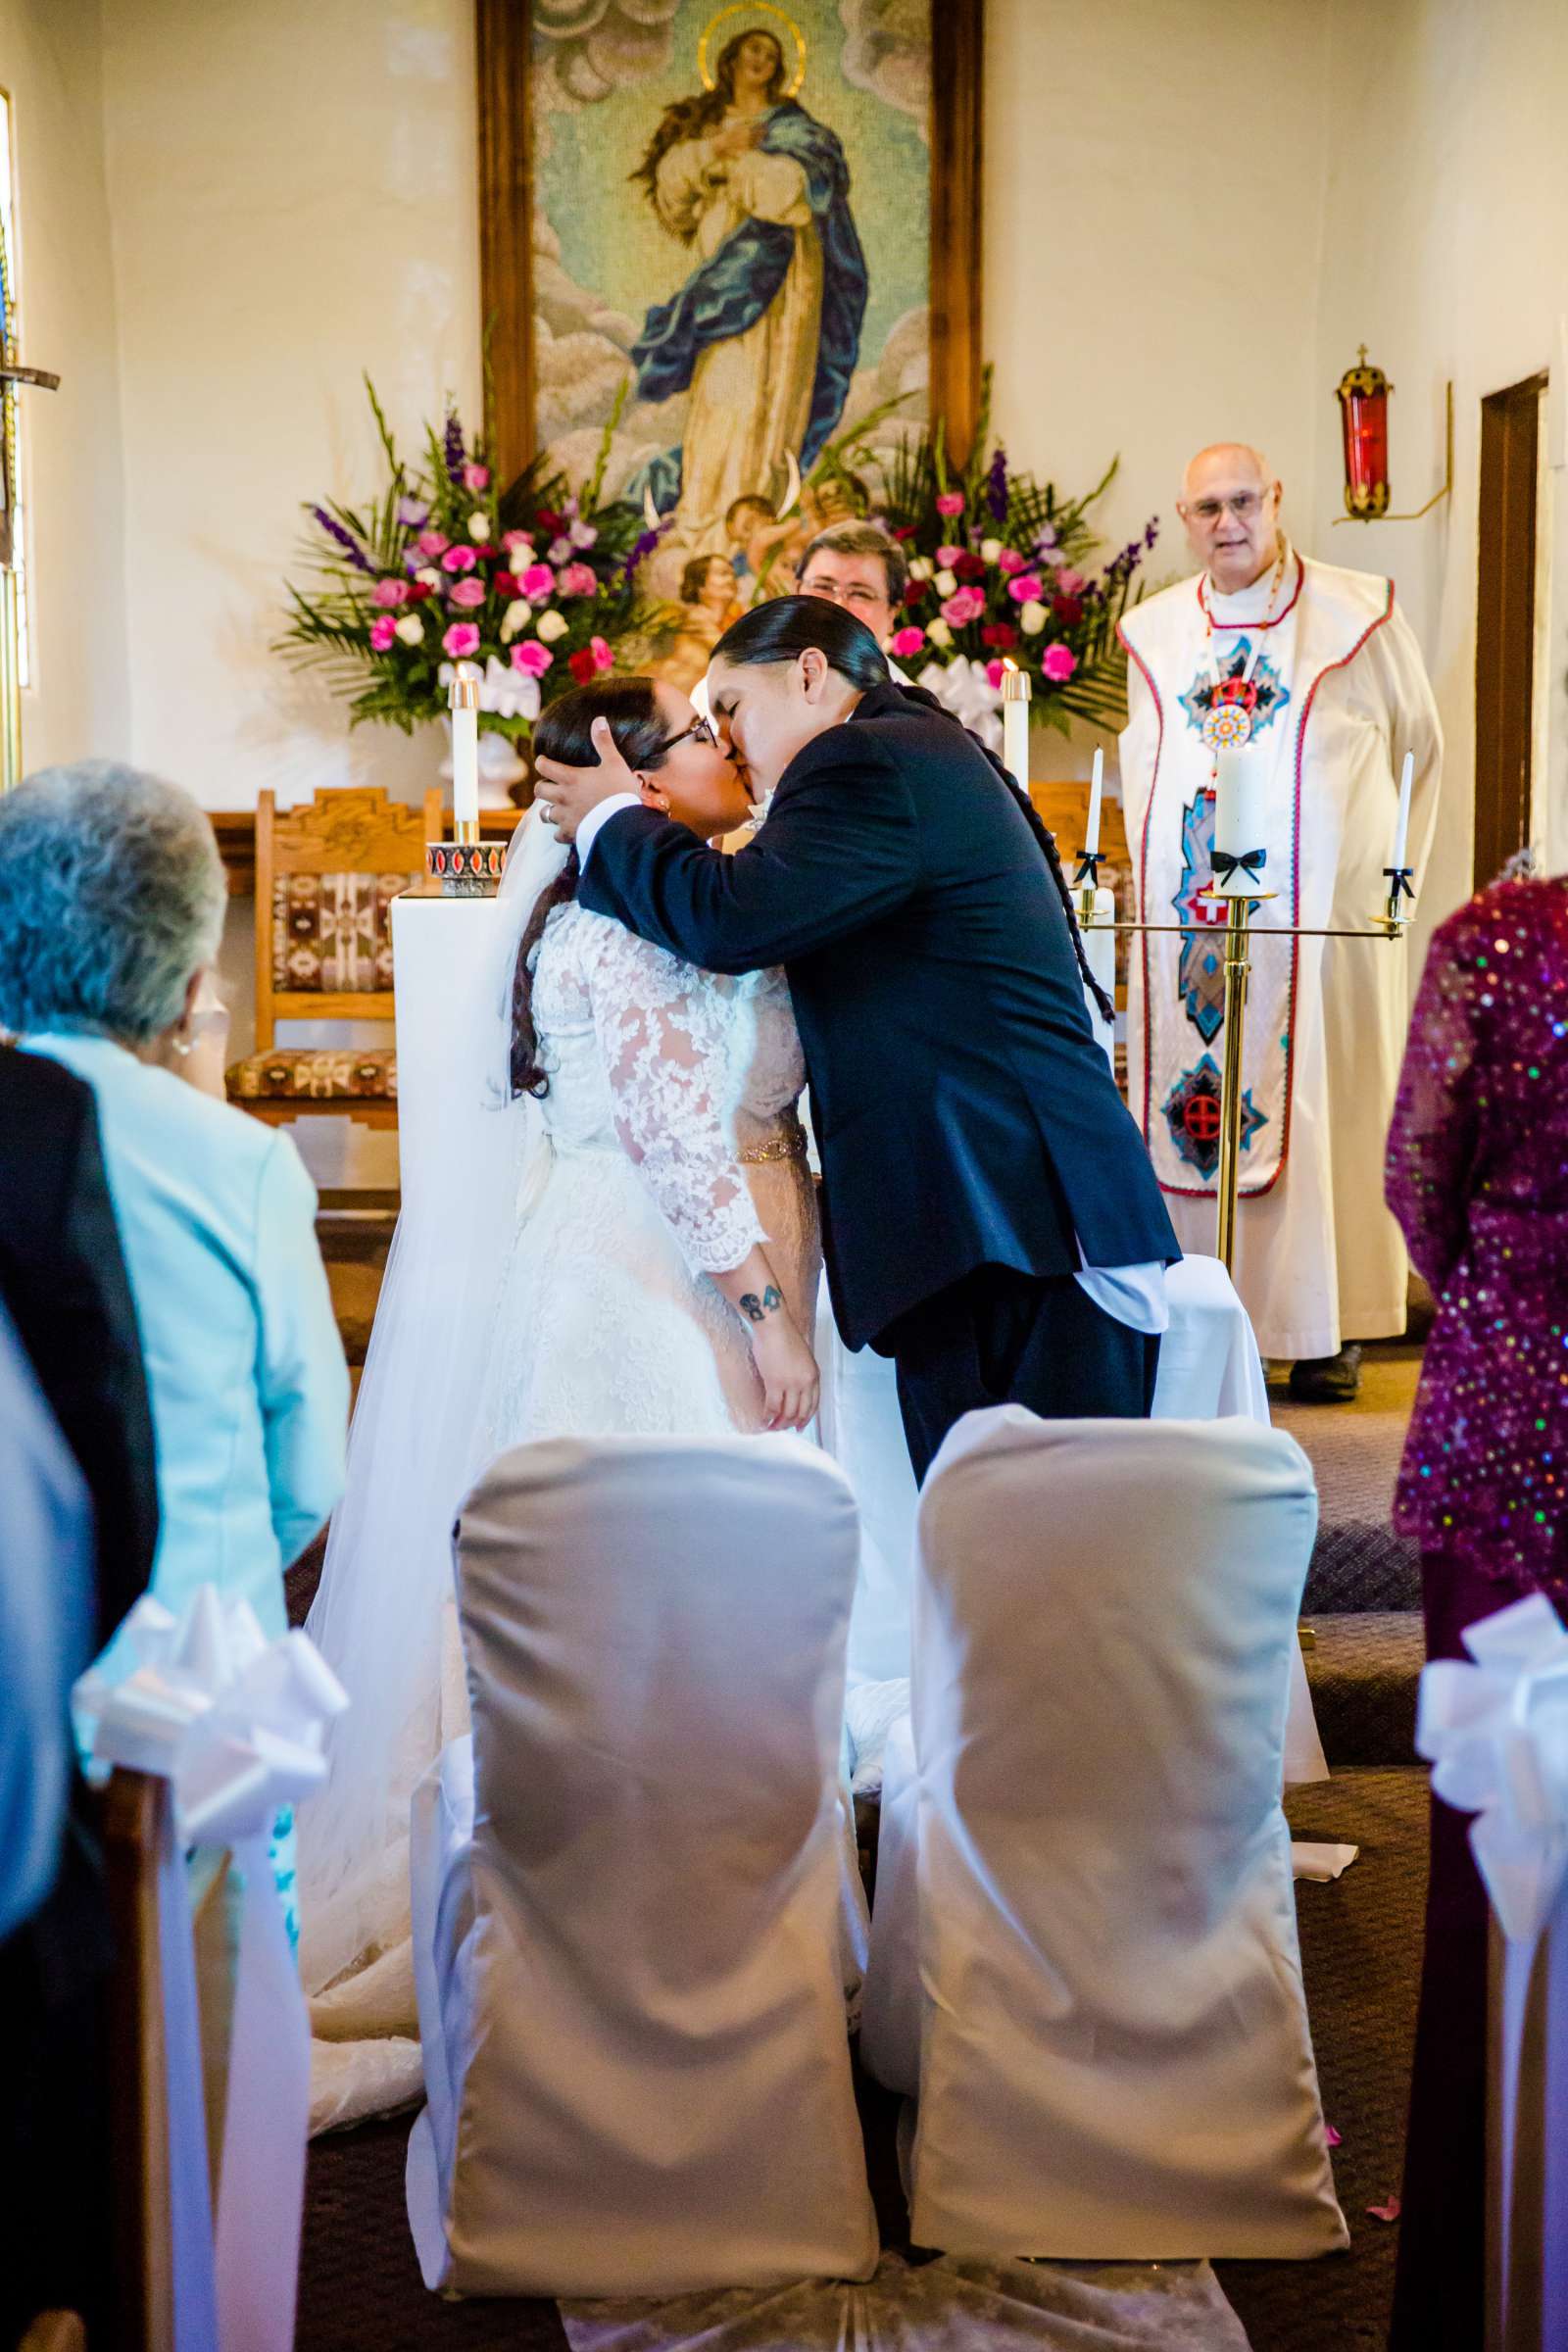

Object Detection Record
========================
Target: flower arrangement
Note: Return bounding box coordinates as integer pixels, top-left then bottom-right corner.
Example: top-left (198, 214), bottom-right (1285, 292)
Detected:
top-left (280, 381), bottom-right (660, 740)
top-left (835, 378), bottom-right (1157, 741)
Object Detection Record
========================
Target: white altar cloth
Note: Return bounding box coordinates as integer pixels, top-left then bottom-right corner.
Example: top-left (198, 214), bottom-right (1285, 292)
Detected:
top-left (819, 1254), bottom-right (1328, 1785)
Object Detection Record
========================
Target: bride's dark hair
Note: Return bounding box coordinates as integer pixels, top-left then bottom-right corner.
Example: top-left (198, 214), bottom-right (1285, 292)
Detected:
top-left (510, 678), bottom-right (669, 1099)
top-left (711, 597), bottom-right (1113, 1022)
top-left (630, 28), bottom-right (788, 236)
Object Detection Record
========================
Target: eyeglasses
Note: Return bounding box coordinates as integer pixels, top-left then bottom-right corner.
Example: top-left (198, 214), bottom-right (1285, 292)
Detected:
top-left (801, 576), bottom-right (889, 612)
top-left (657, 711), bottom-right (718, 755)
top-left (1184, 491), bottom-right (1273, 525)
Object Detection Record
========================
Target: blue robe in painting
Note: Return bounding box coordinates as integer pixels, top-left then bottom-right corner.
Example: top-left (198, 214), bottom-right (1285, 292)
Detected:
top-left (630, 101), bottom-right (868, 512)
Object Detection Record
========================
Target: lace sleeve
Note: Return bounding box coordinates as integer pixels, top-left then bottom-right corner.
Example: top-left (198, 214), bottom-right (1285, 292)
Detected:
top-left (581, 920), bottom-right (766, 1276)
top-left (1385, 906), bottom-right (1483, 1294)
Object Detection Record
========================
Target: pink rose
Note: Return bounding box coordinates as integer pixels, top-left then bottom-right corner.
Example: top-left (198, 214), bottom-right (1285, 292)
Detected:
top-left (1042, 642), bottom-right (1078, 682)
top-left (448, 576), bottom-right (486, 609)
top-left (511, 640), bottom-right (553, 677)
top-left (519, 563), bottom-right (556, 600)
top-left (442, 621), bottom-right (480, 660)
top-left (1055, 568), bottom-right (1086, 595)
top-left (463, 462), bottom-right (491, 491)
top-left (368, 614), bottom-right (398, 651)
top-left (417, 529), bottom-right (450, 559)
top-left (935, 491), bottom-right (965, 516)
top-left (590, 635), bottom-right (613, 672)
top-left (1006, 571), bottom-right (1045, 604)
top-left (935, 544), bottom-right (964, 568)
top-left (889, 624), bottom-right (926, 658)
top-left (371, 576), bottom-right (410, 609)
top-left (997, 548), bottom-right (1026, 575)
top-left (441, 544), bottom-right (477, 573)
top-left (503, 529), bottom-right (533, 558)
top-left (940, 586), bottom-right (986, 627)
top-left (558, 562), bottom-right (599, 598)
top-left (985, 658), bottom-right (1007, 691)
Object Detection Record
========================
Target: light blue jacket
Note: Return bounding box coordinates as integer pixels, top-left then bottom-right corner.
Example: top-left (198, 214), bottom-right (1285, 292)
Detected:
top-left (24, 1034), bottom-right (348, 1662)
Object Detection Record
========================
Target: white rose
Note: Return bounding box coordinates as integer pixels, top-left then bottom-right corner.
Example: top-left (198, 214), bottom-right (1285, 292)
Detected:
top-left (499, 598), bottom-right (532, 643)
top-left (907, 556), bottom-right (933, 581)
top-left (1019, 599), bottom-right (1048, 635)
top-left (535, 609), bottom-right (569, 643)
top-left (394, 613), bottom-right (424, 645)
top-left (467, 512), bottom-right (491, 542)
top-left (416, 567), bottom-right (441, 588)
top-left (926, 617), bottom-right (954, 650)
top-left (933, 568), bottom-right (957, 598)
top-left (980, 536), bottom-right (1002, 564)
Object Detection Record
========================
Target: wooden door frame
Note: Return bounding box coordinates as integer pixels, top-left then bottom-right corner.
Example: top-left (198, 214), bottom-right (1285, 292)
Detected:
top-left (474, 0), bottom-right (985, 482)
top-left (1474, 369), bottom-right (1547, 889)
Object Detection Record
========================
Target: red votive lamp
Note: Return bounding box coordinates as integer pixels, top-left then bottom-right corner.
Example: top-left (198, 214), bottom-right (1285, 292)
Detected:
top-left (1336, 347), bottom-right (1392, 520)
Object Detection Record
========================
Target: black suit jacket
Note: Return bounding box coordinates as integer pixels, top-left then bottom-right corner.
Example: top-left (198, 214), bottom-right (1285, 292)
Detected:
top-left (0, 1046), bottom-right (159, 1642)
top-left (578, 683), bottom-right (1179, 1350)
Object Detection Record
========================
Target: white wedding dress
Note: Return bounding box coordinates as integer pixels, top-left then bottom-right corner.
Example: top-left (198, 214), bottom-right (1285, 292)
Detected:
top-left (301, 823), bottom-right (820, 2131)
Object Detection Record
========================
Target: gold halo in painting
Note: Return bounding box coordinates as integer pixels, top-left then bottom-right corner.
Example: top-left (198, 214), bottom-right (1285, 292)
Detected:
top-left (698, 5), bottom-right (808, 100)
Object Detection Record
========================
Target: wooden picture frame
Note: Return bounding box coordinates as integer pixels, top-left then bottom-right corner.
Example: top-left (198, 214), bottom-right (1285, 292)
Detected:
top-left (475, 0), bottom-right (984, 484)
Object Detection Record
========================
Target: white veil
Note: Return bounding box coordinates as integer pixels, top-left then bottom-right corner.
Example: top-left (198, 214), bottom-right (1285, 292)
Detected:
top-left (297, 810), bottom-right (568, 1997)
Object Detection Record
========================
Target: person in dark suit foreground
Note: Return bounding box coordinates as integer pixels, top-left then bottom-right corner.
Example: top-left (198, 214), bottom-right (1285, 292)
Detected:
top-left (0, 1044), bottom-right (160, 2342)
top-left (534, 597), bottom-right (1179, 1477)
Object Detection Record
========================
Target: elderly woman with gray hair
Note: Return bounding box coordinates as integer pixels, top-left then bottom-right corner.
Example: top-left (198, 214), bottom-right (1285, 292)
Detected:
top-left (0, 762), bottom-right (348, 1717)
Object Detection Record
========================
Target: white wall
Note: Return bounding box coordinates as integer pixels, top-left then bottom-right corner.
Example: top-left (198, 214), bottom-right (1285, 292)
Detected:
top-left (1311, 0), bottom-right (1568, 943)
top-left (99, 0), bottom-right (482, 812)
top-left (983, 0), bottom-right (1334, 778)
top-left (7, 0), bottom-right (130, 770)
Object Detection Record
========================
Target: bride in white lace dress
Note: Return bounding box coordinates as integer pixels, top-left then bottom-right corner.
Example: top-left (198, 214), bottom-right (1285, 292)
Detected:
top-left (300, 679), bottom-right (821, 2126)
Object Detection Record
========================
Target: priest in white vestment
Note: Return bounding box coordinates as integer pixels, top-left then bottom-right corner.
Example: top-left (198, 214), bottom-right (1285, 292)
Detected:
top-left (1119, 444), bottom-right (1442, 1398)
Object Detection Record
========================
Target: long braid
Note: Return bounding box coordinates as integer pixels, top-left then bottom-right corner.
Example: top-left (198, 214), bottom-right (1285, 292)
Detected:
top-left (897, 682), bottom-right (1115, 1026)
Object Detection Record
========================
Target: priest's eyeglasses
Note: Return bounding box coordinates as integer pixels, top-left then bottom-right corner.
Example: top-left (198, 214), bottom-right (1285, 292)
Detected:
top-left (1184, 491), bottom-right (1272, 524)
top-left (659, 712), bottom-right (718, 754)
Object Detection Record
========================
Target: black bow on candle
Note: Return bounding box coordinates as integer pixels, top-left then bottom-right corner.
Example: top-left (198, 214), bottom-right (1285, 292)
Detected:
top-left (1383, 865), bottom-right (1416, 904)
top-left (1072, 849), bottom-right (1103, 891)
top-left (1212, 848), bottom-right (1268, 886)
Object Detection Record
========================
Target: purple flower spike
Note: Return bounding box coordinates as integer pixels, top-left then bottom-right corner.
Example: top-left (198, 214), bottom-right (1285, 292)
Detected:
top-left (443, 414), bottom-right (465, 482)
top-left (313, 505), bottom-right (373, 573)
top-left (986, 446), bottom-right (1009, 524)
top-left (1144, 515), bottom-right (1160, 548)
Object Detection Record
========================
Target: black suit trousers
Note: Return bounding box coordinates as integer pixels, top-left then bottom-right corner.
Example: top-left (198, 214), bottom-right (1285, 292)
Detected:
top-left (888, 1263), bottom-right (1160, 1486)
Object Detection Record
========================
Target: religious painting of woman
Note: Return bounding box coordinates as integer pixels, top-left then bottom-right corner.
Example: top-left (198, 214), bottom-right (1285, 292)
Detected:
top-left (628, 21), bottom-right (868, 560)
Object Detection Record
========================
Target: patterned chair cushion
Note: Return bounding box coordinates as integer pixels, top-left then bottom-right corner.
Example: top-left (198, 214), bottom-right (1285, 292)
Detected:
top-left (225, 1047), bottom-right (397, 1102)
top-left (271, 871), bottom-right (418, 993)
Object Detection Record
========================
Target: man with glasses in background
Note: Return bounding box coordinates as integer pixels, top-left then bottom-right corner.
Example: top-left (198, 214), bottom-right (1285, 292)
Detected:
top-left (693, 518), bottom-right (912, 727)
top-left (1118, 443), bottom-right (1442, 1400)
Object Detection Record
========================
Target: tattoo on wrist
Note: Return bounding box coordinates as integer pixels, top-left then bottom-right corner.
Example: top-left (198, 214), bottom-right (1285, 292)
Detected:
top-left (740, 1284), bottom-right (783, 1324)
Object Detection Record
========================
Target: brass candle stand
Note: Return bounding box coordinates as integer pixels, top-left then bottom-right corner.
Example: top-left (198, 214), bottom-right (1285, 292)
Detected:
top-left (1084, 848), bottom-right (1419, 1273)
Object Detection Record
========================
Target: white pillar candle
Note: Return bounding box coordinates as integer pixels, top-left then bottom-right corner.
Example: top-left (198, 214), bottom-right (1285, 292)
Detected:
top-left (1391, 750), bottom-right (1414, 869)
top-left (1080, 885), bottom-right (1117, 1067)
top-left (1002, 662), bottom-right (1031, 795)
top-left (450, 665), bottom-right (480, 832)
top-left (1211, 747), bottom-right (1267, 892)
top-left (1085, 747), bottom-right (1104, 858)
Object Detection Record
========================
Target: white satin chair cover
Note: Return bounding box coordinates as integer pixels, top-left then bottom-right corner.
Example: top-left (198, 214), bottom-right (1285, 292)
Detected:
top-left (405, 1433), bottom-right (880, 2300)
top-left (859, 1407), bottom-right (1348, 2260)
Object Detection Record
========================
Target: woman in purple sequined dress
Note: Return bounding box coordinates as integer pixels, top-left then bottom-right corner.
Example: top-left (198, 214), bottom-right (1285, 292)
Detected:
top-left (1384, 869), bottom-right (1568, 2352)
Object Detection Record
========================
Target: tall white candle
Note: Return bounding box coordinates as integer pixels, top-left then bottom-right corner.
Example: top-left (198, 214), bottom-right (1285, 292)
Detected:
top-left (450, 665), bottom-right (479, 832)
top-left (1391, 750), bottom-right (1414, 869)
top-left (1002, 662), bottom-right (1031, 795)
top-left (1085, 746), bottom-right (1104, 858)
top-left (1212, 747), bottom-right (1267, 892)
top-left (1081, 884), bottom-right (1116, 1066)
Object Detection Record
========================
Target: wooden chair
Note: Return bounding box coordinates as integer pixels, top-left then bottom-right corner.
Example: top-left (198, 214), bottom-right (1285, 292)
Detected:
top-left (102, 1771), bottom-right (238, 2352)
top-left (224, 786), bottom-right (443, 1133)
